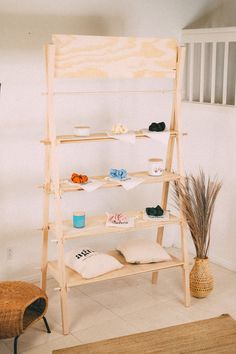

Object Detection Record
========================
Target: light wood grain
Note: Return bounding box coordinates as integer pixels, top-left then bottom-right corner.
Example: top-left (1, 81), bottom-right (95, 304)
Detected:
top-left (41, 46), bottom-right (51, 292)
top-left (42, 35), bottom-right (190, 334)
top-left (48, 251), bottom-right (184, 287)
top-left (46, 44), bottom-right (69, 334)
top-left (41, 130), bottom-right (182, 145)
top-left (49, 212), bottom-right (181, 240)
top-left (52, 35), bottom-right (177, 79)
top-left (43, 89), bottom-right (176, 95)
top-left (151, 50), bottom-right (181, 284)
top-left (152, 47), bottom-right (187, 289)
top-left (173, 47), bottom-right (190, 307)
top-left (58, 171), bottom-right (181, 193)
top-left (41, 171), bottom-right (180, 193)
top-left (41, 145), bottom-right (50, 291)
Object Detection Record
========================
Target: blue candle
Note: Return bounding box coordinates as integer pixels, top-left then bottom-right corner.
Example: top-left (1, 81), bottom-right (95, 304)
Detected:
top-left (73, 211), bottom-right (85, 228)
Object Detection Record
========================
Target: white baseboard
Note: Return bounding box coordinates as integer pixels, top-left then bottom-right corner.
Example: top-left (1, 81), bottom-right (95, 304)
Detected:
top-left (19, 272), bottom-right (41, 283)
top-left (17, 272), bottom-right (55, 284)
top-left (174, 243), bottom-right (236, 272)
top-left (208, 255), bottom-right (236, 272)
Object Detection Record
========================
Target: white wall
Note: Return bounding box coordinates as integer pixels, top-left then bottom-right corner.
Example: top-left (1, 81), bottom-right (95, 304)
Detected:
top-left (179, 103), bottom-right (236, 271)
top-left (1, 0), bottom-right (235, 281)
top-left (185, 0), bottom-right (236, 28)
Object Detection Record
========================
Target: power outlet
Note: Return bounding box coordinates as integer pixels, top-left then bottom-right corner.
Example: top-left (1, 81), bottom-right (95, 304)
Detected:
top-left (7, 248), bottom-right (14, 261)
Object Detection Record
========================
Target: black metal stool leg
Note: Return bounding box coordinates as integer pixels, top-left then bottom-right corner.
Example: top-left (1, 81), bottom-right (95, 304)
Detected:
top-left (14, 336), bottom-right (19, 354)
top-left (42, 316), bottom-right (51, 333)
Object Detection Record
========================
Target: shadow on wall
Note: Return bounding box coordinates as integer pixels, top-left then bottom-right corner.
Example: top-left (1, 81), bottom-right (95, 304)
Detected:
top-left (184, 0), bottom-right (236, 29)
top-left (0, 13), bottom-right (125, 51)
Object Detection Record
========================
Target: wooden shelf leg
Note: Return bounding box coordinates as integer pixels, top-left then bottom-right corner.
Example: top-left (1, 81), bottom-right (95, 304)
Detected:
top-left (152, 226), bottom-right (165, 284)
top-left (56, 213), bottom-right (70, 334)
top-left (151, 272), bottom-right (158, 285)
top-left (151, 123), bottom-right (176, 285)
top-left (57, 235), bottom-right (69, 334)
top-left (60, 286), bottom-right (69, 335)
top-left (41, 145), bottom-right (51, 292)
top-left (56, 235), bottom-right (70, 334)
top-left (180, 223), bottom-right (191, 307)
top-left (41, 225), bottom-right (49, 291)
top-left (44, 43), bottom-right (71, 334)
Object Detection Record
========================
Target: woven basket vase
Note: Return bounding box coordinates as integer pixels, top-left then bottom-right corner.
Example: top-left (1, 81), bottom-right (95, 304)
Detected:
top-left (190, 257), bottom-right (214, 298)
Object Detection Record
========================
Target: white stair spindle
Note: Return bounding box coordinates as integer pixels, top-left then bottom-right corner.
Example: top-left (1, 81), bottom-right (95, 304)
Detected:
top-left (222, 41), bottom-right (229, 105)
top-left (211, 42), bottom-right (217, 104)
top-left (235, 80), bottom-right (236, 106)
top-left (200, 42), bottom-right (205, 103)
top-left (189, 43), bottom-right (194, 102)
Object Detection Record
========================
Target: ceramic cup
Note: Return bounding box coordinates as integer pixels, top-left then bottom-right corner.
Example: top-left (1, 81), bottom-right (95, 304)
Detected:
top-left (148, 158), bottom-right (163, 176)
top-left (73, 211), bottom-right (85, 228)
top-left (74, 126), bottom-right (90, 136)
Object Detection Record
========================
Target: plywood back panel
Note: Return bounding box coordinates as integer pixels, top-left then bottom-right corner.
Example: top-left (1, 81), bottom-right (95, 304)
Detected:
top-left (52, 35), bottom-right (178, 79)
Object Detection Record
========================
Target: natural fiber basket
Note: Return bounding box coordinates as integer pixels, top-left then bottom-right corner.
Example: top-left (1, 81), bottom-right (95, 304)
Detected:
top-left (190, 258), bottom-right (213, 298)
top-left (0, 281), bottom-right (48, 339)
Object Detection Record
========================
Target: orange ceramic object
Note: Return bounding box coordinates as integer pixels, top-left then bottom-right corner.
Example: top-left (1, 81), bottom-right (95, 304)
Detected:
top-left (71, 173), bottom-right (88, 184)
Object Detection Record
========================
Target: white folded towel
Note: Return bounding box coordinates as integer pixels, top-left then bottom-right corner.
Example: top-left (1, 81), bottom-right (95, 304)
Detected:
top-left (105, 176), bottom-right (144, 191)
top-left (107, 131), bottom-right (136, 144)
top-left (119, 176), bottom-right (144, 191)
top-left (141, 129), bottom-right (170, 145)
top-left (64, 179), bottom-right (105, 192)
top-left (80, 179), bottom-right (105, 192)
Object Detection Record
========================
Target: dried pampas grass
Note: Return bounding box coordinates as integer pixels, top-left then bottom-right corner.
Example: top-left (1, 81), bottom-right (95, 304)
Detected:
top-left (173, 171), bottom-right (222, 259)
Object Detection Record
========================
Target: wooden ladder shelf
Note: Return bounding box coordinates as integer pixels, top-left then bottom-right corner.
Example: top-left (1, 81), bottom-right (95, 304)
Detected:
top-left (41, 34), bottom-right (191, 335)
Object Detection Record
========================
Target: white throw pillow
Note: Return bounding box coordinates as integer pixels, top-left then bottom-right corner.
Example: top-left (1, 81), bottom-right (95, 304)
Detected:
top-left (64, 248), bottom-right (123, 279)
top-left (117, 238), bottom-right (171, 264)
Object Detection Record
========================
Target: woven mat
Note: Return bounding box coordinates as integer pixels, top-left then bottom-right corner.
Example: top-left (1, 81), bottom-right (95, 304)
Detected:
top-left (53, 314), bottom-right (236, 354)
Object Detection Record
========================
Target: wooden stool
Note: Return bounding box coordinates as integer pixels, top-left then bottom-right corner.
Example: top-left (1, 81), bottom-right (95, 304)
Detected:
top-left (0, 281), bottom-right (51, 354)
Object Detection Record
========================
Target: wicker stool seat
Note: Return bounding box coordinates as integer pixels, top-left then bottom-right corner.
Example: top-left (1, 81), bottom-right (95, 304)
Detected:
top-left (0, 281), bottom-right (51, 354)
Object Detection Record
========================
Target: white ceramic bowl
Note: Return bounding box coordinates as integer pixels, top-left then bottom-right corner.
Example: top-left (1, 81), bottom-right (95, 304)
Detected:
top-left (74, 126), bottom-right (90, 136)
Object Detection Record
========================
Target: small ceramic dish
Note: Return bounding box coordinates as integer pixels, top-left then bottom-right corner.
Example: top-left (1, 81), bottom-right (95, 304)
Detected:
top-left (74, 126), bottom-right (90, 136)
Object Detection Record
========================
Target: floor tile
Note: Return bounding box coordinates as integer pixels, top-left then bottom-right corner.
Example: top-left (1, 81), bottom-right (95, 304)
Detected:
top-left (190, 289), bottom-right (236, 316)
top-left (21, 334), bottom-right (80, 354)
top-left (4, 322), bottom-right (62, 352)
top-left (123, 269), bottom-right (184, 303)
top-left (21, 343), bottom-right (53, 354)
top-left (70, 302), bottom-right (119, 333)
top-left (210, 265), bottom-right (236, 294)
top-left (90, 285), bottom-right (158, 316)
top-left (0, 342), bottom-right (11, 354)
top-left (231, 311), bottom-right (236, 320)
top-left (47, 285), bottom-right (119, 333)
top-left (79, 278), bottom-right (130, 297)
top-left (72, 317), bottom-right (139, 344)
top-left (122, 300), bottom-right (191, 332)
top-left (172, 300), bottom-right (217, 322)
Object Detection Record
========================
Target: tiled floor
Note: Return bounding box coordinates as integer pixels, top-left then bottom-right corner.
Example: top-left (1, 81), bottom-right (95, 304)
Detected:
top-left (1, 249), bottom-right (236, 354)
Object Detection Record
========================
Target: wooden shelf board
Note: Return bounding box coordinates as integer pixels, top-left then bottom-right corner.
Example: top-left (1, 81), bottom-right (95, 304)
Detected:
top-left (48, 250), bottom-right (184, 287)
top-left (59, 171), bottom-right (181, 193)
top-left (49, 212), bottom-right (181, 239)
top-left (41, 130), bottom-right (179, 144)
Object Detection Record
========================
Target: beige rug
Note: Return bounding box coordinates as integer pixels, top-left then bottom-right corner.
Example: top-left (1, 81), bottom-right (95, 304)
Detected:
top-left (53, 314), bottom-right (236, 354)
